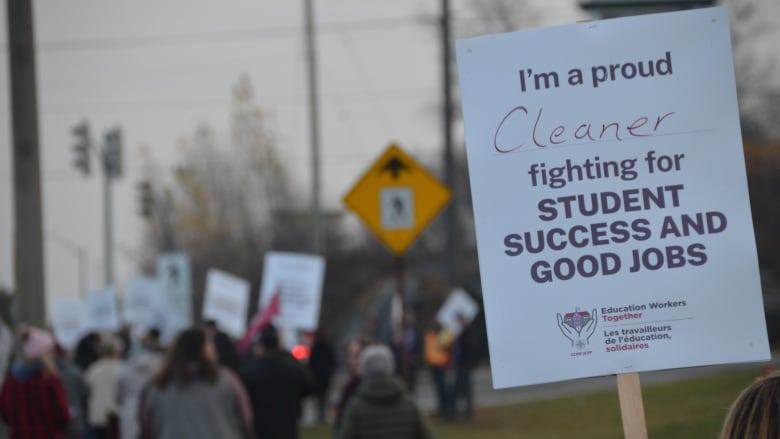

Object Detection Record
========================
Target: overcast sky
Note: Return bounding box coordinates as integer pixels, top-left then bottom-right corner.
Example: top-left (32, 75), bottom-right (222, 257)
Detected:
top-left (0, 0), bottom-right (776, 308)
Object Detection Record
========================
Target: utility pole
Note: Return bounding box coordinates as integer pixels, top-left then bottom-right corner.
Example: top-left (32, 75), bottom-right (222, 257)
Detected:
top-left (7, 0), bottom-right (46, 326)
top-left (441, 0), bottom-right (459, 287)
top-left (304, 0), bottom-right (323, 254)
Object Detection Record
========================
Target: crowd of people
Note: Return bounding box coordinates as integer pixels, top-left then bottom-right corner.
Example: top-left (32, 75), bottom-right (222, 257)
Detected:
top-left (0, 322), bottom-right (312, 439)
top-left (0, 317), bottom-right (442, 439)
top-left (3, 312), bottom-right (778, 439)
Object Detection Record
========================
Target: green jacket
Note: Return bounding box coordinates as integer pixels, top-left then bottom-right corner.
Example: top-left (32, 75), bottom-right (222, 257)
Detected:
top-left (338, 375), bottom-right (434, 439)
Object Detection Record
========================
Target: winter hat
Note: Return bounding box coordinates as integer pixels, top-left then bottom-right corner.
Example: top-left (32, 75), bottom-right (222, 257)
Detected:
top-left (22, 327), bottom-right (55, 360)
top-left (359, 344), bottom-right (395, 377)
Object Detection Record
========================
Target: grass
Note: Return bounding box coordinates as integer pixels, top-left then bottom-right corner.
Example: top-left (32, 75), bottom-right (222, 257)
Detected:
top-left (303, 368), bottom-right (761, 439)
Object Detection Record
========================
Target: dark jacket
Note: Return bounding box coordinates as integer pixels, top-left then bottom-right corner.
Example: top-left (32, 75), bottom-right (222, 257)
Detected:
top-left (54, 357), bottom-right (90, 439)
top-left (308, 337), bottom-right (335, 392)
top-left (240, 350), bottom-right (314, 439)
top-left (453, 321), bottom-right (479, 370)
top-left (338, 375), bottom-right (434, 439)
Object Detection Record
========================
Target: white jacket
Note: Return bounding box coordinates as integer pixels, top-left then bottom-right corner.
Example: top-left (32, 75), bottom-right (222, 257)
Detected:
top-left (116, 350), bottom-right (162, 439)
top-left (85, 357), bottom-right (123, 427)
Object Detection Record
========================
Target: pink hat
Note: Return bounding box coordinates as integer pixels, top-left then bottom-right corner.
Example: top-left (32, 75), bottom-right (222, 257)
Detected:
top-left (23, 327), bottom-right (55, 360)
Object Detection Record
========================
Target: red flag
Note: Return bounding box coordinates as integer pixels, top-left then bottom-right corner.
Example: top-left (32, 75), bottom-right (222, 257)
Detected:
top-left (237, 290), bottom-right (280, 354)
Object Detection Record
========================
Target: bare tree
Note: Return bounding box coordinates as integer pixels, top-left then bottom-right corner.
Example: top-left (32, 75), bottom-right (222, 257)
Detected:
top-left (729, 1), bottom-right (780, 141)
top-left (138, 76), bottom-right (386, 339)
top-left (462, 0), bottom-right (542, 35)
top-left (139, 76), bottom-right (309, 320)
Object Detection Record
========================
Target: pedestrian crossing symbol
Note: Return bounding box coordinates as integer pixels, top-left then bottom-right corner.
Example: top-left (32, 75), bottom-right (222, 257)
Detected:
top-left (381, 187), bottom-right (414, 230)
top-left (343, 144), bottom-right (451, 255)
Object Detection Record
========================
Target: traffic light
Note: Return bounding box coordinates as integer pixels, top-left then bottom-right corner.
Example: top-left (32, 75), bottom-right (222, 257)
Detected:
top-left (137, 180), bottom-right (154, 218)
top-left (71, 121), bottom-right (91, 176)
top-left (104, 128), bottom-right (122, 178)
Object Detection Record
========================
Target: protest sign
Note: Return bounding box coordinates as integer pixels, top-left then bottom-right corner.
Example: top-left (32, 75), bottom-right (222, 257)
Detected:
top-left (124, 276), bottom-right (174, 339)
top-left (202, 269), bottom-right (250, 338)
top-left (259, 252), bottom-right (325, 330)
top-left (85, 288), bottom-right (120, 332)
top-left (456, 7), bottom-right (769, 389)
top-left (50, 298), bottom-right (87, 349)
top-left (436, 288), bottom-right (480, 336)
top-left (124, 277), bottom-right (161, 325)
top-left (157, 253), bottom-right (192, 330)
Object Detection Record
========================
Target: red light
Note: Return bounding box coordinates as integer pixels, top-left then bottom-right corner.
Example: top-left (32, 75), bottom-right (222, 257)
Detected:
top-left (292, 344), bottom-right (310, 360)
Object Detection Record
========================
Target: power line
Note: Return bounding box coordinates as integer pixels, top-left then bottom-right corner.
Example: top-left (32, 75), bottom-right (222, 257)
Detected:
top-left (0, 87), bottom-right (436, 115)
top-left (18, 15), bottom-right (437, 53)
top-left (0, 9), bottom-right (582, 53)
top-left (0, 168), bottom-right (145, 183)
top-left (0, 7), bottom-right (588, 54)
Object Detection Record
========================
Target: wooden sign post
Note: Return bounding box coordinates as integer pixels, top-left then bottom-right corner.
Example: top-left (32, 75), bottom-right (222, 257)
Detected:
top-left (617, 373), bottom-right (648, 439)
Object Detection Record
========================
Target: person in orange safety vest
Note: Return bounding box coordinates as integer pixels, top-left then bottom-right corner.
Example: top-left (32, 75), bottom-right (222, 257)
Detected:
top-left (424, 322), bottom-right (454, 418)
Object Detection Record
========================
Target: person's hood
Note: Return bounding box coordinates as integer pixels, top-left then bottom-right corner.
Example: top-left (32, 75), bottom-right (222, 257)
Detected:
top-left (10, 360), bottom-right (43, 382)
top-left (357, 374), bottom-right (405, 405)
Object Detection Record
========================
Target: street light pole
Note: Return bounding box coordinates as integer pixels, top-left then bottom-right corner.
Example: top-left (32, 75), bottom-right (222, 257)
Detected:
top-left (103, 161), bottom-right (114, 286)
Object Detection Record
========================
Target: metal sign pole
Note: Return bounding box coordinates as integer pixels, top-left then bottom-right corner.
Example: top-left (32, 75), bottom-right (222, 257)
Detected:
top-left (102, 148), bottom-right (114, 286)
top-left (395, 255), bottom-right (408, 387)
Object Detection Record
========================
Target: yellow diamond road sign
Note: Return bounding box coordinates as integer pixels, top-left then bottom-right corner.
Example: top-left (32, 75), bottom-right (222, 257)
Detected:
top-left (343, 144), bottom-right (451, 255)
